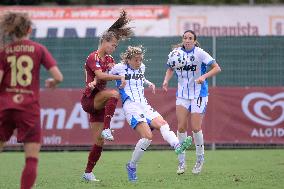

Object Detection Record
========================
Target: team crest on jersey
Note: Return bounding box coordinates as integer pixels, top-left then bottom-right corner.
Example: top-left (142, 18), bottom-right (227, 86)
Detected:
top-left (13, 94), bottom-right (24, 104)
top-left (190, 55), bottom-right (195, 62)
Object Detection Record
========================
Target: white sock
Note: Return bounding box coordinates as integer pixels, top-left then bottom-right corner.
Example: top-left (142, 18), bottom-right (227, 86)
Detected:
top-left (177, 131), bottom-right (187, 163)
top-left (129, 138), bottom-right (151, 168)
top-left (160, 124), bottom-right (179, 148)
top-left (193, 130), bottom-right (204, 158)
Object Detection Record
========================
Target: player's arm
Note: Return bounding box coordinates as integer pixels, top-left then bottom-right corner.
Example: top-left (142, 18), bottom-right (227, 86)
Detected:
top-left (195, 61), bottom-right (221, 84)
top-left (45, 66), bottom-right (64, 88)
top-left (144, 78), bottom-right (155, 94)
top-left (95, 67), bottom-right (126, 88)
top-left (0, 70), bottom-right (3, 85)
top-left (162, 68), bottom-right (174, 92)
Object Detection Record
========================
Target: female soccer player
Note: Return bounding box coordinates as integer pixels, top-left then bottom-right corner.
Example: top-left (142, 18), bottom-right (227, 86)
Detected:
top-left (0, 12), bottom-right (63, 189)
top-left (81, 10), bottom-right (132, 181)
top-left (110, 46), bottom-right (192, 182)
top-left (162, 30), bottom-right (221, 175)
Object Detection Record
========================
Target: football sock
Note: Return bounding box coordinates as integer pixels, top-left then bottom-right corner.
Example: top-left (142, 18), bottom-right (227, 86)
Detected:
top-left (160, 124), bottom-right (179, 148)
top-left (103, 97), bottom-right (118, 129)
top-left (21, 157), bottom-right (38, 189)
top-left (177, 131), bottom-right (187, 163)
top-left (193, 130), bottom-right (204, 158)
top-left (129, 138), bottom-right (151, 168)
top-left (85, 144), bottom-right (103, 173)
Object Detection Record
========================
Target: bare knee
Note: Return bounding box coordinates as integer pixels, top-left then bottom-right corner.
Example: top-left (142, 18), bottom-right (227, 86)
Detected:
top-left (142, 132), bottom-right (153, 140)
top-left (110, 90), bottom-right (119, 99)
top-left (24, 143), bottom-right (41, 158)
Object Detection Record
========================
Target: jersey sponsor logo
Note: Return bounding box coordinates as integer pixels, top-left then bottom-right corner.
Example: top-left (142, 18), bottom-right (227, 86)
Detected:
top-left (190, 55), bottom-right (195, 62)
top-left (125, 73), bottom-right (144, 80)
top-left (242, 92), bottom-right (284, 127)
top-left (176, 64), bottom-right (197, 71)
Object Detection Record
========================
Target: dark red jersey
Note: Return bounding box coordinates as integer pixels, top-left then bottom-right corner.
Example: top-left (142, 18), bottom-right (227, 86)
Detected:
top-left (0, 39), bottom-right (57, 114)
top-left (83, 50), bottom-right (115, 97)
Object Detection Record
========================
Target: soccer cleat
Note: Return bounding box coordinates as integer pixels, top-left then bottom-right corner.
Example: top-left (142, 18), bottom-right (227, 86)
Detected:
top-left (192, 155), bottom-right (204, 174)
top-left (82, 172), bottom-right (100, 182)
top-left (101, 128), bottom-right (114, 141)
top-left (175, 136), bottom-right (192, 155)
top-left (126, 162), bottom-right (137, 182)
top-left (177, 162), bottom-right (186, 175)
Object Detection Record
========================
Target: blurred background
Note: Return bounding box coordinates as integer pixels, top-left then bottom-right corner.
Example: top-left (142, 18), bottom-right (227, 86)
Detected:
top-left (1, 0), bottom-right (283, 150)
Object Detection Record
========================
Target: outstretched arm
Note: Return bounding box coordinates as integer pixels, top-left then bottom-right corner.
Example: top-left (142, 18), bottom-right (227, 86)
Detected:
top-left (162, 68), bottom-right (174, 92)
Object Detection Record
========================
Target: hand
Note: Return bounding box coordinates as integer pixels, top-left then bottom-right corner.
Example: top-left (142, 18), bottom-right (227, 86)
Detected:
top-left (45, 78), bottom-right (59, 89)
top-left (108, 62), bottom-right (115, 70)
top-left (195, 76), bottom-right (206, 84)
top-left (148, 82), bottom-right (156, 94)
top-left (162, 80), bottom-right (168, 92)
top-left (88, 78), bottom-right (97, 90)
top-left (119, 76), bottom-right (126, 89)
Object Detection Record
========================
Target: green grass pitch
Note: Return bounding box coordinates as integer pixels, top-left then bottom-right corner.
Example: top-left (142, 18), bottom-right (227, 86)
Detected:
top-left (0, 149), bottom-right (283, 189)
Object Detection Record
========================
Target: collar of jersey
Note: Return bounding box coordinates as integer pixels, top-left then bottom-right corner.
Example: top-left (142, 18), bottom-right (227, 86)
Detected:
top-left (181, 46), bottom-right (195, 54)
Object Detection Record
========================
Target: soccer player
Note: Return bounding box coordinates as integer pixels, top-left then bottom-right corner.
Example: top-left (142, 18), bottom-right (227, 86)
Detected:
top-left (81, 10), bottom-right (133, 182)
top-left (110, 45), bottom-right (192, 182)
top-left (162, 30), bottom-right (221, 175)
top-left (0, 12), bottom-right (63, 189)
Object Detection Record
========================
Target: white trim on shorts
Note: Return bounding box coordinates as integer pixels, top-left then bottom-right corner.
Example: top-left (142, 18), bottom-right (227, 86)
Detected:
top-left (123, 99), bottom-right (160, 129)
top-left (176, 96), bottom-right (208, 114)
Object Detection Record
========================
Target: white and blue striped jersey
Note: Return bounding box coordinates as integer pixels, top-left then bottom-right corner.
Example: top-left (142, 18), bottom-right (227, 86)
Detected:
top-left (110, 63), bottom-right (147, 104)
top-left (167, 46), bottom-right (215, 99)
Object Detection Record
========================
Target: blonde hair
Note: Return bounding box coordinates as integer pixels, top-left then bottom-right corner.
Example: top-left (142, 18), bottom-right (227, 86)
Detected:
top-left (0, 12), bottom-right (32, 48)
top-left (120, 45), bottom-right (145, 64)
top-left (100, 10), bottom-right (133, 45)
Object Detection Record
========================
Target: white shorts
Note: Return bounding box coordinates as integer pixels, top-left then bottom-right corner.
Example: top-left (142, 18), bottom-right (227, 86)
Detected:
top-left (123, 100), bottom-right (160, 129)
top-left (176, 96), bottom-right (208, 114)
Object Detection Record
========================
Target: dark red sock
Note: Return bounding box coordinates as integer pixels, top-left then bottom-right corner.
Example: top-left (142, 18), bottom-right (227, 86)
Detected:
top-left (103, 97), bottom-right (118, 129)
top-left (21, 157), bottom-right (38, 189)
top-left (85, 144), bottom-right (103, 173)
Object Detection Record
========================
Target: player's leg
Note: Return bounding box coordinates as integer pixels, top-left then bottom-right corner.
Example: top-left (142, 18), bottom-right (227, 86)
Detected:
top-left (176, 100), bottom-right (190, 175)
top-left (150, 116), bottom-right (192, 154)
top-left (191, 97), bottom-right (208, 174)
top-left (22, 142), bottom-right (40, 189)
top-left (83, 122), bottom-right (104, 182)
top-left (126, 122), bottom-right (152, 182)
top-left (17, 111), bottom-right (41, 189)
top-left (0, 141), bottom-right (4, 152)
top-left (93, 89), bottom-right (119, 141)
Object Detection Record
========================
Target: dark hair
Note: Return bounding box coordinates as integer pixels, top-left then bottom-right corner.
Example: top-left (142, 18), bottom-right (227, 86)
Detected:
top-left (172, 30), bottom-right (200, 49)
top-left (0, 12), bottom-right (32, 49)
top-left (100, 10), bottom-right (133, 44)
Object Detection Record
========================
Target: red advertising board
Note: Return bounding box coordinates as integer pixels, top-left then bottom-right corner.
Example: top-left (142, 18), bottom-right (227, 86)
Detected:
top-left (5, 87), bottom-right (284, 146)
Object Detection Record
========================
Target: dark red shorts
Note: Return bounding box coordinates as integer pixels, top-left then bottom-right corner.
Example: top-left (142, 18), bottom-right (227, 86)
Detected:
top-left (0, 109), bottom-right (41, 143)
top-left (81, 94), bottom-right (104, 122)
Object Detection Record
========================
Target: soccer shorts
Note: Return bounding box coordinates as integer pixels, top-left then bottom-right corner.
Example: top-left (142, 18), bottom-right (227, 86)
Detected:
top-left (0, 109), bottom-right (41, 143)
top-left (81, 94), bottom-right (104, 122)
top-left (123, 99), bottom-right (160, 129)
top-left (176, 96), bottom-right (208, 114)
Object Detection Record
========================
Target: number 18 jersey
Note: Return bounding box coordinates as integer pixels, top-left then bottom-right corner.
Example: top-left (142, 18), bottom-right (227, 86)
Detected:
top-left (0, 39), bottom-right (57, 113)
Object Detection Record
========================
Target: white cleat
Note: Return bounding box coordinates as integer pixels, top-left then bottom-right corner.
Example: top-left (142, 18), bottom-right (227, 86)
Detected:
top-left (101, 128), bottom-right (114, 141)
top-left (192, 159), bottom-right (204, 174)
top-left (82, 172), bottom-right (100, 182)
top-left (177, 162), bottom-right (186, 175)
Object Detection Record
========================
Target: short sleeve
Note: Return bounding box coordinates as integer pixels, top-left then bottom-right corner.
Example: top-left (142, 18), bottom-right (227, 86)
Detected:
top-left (110, 63), bottom-right (126, 76)
top-left (41, 46), bottom-right (57, 70)
top-left (199, 48), bottom-right (215, 66)
top-left (86, 53), bottom-right (102, 72)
